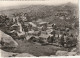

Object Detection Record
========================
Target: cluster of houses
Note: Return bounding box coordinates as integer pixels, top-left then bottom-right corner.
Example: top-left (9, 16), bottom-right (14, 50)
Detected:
top-left (5, 13), bottom-right (77, 48)
top-left (0, 14), bottom-right (78, 48)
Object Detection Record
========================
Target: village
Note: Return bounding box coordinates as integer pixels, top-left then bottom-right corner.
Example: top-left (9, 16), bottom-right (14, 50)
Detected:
top-left (0, 3), bottom-right (79, 57)
top-left (0, 12), bottom-right (78, 48)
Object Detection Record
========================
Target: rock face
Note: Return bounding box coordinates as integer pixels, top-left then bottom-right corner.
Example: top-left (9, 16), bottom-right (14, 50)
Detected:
top-left (56, 50), bottom-right (78, 56)
top-left (15, 53), bottom-right (35, 57)
top-left (0, 49), bottom-right (35, 57)
top-left (0, 49), bottom-right (18, 57)
top-left (56, 50), bottom-right (68, 56)
top-left (67, 52), bottom-right (77, 56)
top-left (0, 30), bottom-right (18, 48)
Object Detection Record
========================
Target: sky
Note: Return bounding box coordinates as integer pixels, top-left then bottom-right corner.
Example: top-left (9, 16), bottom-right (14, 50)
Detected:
top-left (0, 0), bottom-right (79, 8)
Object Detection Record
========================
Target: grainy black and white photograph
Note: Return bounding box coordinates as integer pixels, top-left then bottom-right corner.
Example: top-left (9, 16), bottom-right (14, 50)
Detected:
top-left (0, 0), bottom-right (79, 57)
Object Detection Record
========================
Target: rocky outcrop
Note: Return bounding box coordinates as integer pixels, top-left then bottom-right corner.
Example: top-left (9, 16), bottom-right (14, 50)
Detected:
top-left (67, 52), bottom-right (77, 56)
top-left (0, 49), bottom-right (35, 57)
top-left (0, 49), bottom-right (18, 57)
top-left (15, 53), bottom-right (35, 57)
top-left (56, 50), bottom-right (68, 56)
top-left (56, 50), bottom-right (78, 56)
top-left (0, 30), bottom-right (18, 48)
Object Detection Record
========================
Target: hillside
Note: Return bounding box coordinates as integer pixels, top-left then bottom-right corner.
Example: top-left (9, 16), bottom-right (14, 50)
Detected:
top-left (0, 3), bottom-right (78, 18)
top-left (0, 3), bottom-right (78, 28)
top-left (0, 3), bottom-right (78, 30)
